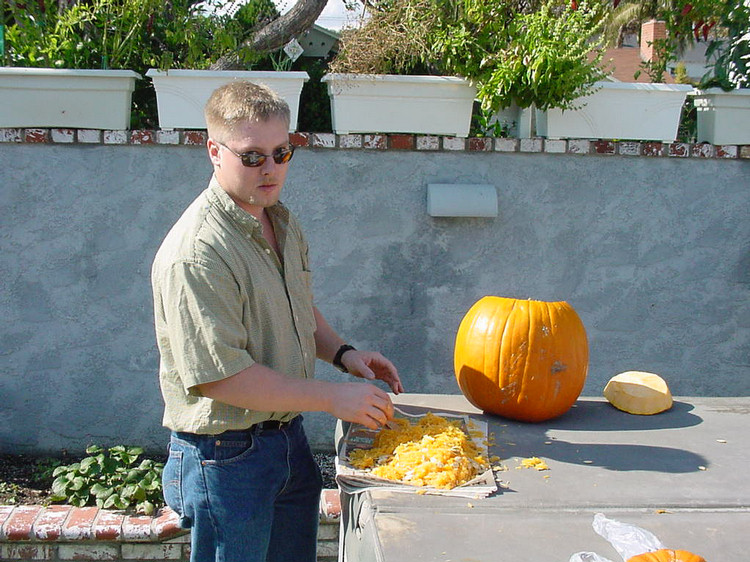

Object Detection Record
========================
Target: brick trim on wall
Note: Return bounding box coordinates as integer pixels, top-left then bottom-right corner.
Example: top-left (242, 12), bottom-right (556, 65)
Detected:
top-left (1, 128), bottom-right (748, 159)
top-left (0, 490), bottom-right (341, 561)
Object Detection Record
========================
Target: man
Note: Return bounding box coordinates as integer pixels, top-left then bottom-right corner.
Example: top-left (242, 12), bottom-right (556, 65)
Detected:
top-left (151, 81), bottom-right (404, 562)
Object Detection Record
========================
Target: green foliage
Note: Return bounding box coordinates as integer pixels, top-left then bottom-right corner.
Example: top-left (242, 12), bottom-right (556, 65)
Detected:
top-left (0, 481), bottom-right (23, 504)
top-left (330, 0), bottom-right (607, 112)
top-left (3, 0), bottom-right (278, 71)
top-left (701, 0), bottom-right (750, 89)
top-left (434, 0), bottom-right (607, 111)
top-left (32, 458), bottom-right (65, 484)
top-left (294, 57), bottom-right (333, 132)
top-left (3, 0), bottom-right (281, 127)
top-left (50, 446), bottom-right (164, 514)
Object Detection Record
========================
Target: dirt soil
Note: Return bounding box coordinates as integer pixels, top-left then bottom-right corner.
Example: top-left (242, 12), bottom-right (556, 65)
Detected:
top-left (0, 452), bottom-right (338, 507)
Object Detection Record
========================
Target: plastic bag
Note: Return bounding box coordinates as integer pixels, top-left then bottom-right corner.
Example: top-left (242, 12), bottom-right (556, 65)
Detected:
top-left (569, 513), bottom-right (667, 562)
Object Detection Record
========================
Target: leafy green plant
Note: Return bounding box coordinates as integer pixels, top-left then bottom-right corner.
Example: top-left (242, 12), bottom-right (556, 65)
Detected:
top-left (32, 458), bottom-right (65, 484)
top-left (435, 0), bottom-right (607, 111)
top-left (701, 0), bottom-right (750, 89)
top-left (0, 481), bottom-right (23, 504)
top-left (329, 0), bottom-right (607, 113)
top-left (4, 0), bottom-right (276, 71)
top-left (50, 446), bottom-right (164, 514)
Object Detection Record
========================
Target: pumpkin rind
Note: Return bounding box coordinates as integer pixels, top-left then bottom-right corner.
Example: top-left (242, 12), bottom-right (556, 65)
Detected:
top-left (603, 371), bottom-right (673, 415)
top-left (626, 548), bottom-right (706, 562)
top-left (453, 296), bottom-right (588, 422)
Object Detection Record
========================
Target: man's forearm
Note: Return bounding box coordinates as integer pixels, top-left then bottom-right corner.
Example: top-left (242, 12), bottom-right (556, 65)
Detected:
top-left (196, 362), bottom-right (336, 414)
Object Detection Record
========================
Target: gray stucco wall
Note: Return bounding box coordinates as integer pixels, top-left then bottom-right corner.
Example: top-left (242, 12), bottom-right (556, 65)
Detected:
top-left (1, 142), bottom-right (748, 454)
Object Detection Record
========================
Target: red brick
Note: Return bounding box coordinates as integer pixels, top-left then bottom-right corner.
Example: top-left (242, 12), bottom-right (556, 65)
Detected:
top-left (61, 506), bottom-right (99, 540)
top-left (0, 505), bottom-right (14, 532)
top-left (0, 543), bottom-right (54, 559)
top-left (3, 505), bottom-right (43, 540)
top-left (668, 142), bottom-right (690, 157)
top-left (363, 134), bottom-right (387, 150)
top-left (122, 514), bottom-right (153, 541)
top-left (24, 129), bottom-right (50, 143)
top-left (182, 131), bottom-right (208, 146)
top-left (311, 133), bottom-right (335, 148)
top-left (642, 142), bottom-right (664, 156)
top-left (740, 145), bottom-right (750, 159)
top-left (592, 140), bottom-right (615, 154)
top-left (93, 510), bottom-right (124, 541)
top-left (468, 137), bottom-right (492, 151)
top-left (692, 142), bottom-right (714, 158)
top-left (34, 505), bottom-right (72, 541)
top-left (130, 130), bottom-right (156, 145)
top-left (289, 132), bottom-right (310, 147)
top-left (716, 145), bottom-right (738, 159)
top-left (389, 134), bottom-right (415, 150)
top-left (151, 507), bottom-right (184, 540)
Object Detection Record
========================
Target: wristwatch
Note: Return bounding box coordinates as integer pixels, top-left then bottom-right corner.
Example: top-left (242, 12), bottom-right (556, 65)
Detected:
top-left (332, 344), bottom-right (356, 373)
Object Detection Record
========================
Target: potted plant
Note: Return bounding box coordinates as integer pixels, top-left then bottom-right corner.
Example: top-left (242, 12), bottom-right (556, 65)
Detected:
top-left (144, 0), bottom-right (309, 131)
top-left (323, 0), bottom-right (609, 138)
top-left (692, 0), bottom-right (750, 144)
top-left (322, 0), bottom-right (476, 136)
top-left (1, 0), bottom-right (147, 129)
top-left (524, 11), bottom-right (691, 142)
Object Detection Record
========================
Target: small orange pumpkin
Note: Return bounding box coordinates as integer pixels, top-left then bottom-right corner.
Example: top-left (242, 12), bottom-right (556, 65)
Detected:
top-left (454, 296), bottom-right (588, 422)
top-left (627, 549), bottom-right (706, 562)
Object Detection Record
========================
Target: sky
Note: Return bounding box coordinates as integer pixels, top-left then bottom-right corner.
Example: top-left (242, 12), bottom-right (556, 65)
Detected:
top-left (273, 0), bottom-right (364, 30)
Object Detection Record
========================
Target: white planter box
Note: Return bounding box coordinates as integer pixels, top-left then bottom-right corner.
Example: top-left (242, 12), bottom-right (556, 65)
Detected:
top-left (146, 70), bottom-right (309, 131)
top-left (693, 88), bottom-right (750, 145)
top-left (536, 81), bottom-right (694, 142)
top-left (322, 74), bottom-right (476, 136)
top-left (0, 68), bottom-right (140, 129)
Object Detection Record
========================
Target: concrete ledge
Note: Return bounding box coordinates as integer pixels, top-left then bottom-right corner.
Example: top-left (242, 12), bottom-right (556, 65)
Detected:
top-left (1, 128), bottom-right (748, 159)
top-left (0, 489), bottom-right (341, 561)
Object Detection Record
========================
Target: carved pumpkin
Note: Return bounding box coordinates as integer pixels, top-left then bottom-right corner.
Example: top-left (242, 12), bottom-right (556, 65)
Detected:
top-left (627, 549), bottom-right (706, 562)
top-left (454, 296), bottom-right (588, 422)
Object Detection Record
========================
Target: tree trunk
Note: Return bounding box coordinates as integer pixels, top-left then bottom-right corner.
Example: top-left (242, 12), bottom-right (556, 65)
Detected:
top-left (210, 0), bottom-right (329, 70)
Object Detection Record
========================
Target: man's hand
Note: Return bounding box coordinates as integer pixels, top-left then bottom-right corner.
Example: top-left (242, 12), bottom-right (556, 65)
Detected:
top-left (341, 350), bottom-right (405, 395)
top-left (327, 381), bottom-right (395, 431)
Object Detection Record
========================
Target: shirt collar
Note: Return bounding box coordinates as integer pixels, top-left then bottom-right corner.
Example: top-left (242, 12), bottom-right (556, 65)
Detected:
top-left (207, 175), bottom-right (289, 232)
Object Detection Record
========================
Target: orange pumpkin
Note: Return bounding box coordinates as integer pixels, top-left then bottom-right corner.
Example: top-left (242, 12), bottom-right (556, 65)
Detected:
top-left (453, 296), bottom-right (588, 422)
top-left (627, 549), bottom-right (706, 562)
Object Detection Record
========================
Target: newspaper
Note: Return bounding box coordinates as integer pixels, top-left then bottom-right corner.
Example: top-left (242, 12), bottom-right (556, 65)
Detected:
top-left (335, 408), bottom-right (498, 499)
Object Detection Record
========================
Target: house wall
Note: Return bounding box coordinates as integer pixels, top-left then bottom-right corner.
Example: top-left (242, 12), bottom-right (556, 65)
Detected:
top-left (1, 130), bottom-right (748, 455)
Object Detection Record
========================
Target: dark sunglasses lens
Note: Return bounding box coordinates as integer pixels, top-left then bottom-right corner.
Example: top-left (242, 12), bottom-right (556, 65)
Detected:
top-left (240, 152), bottom-right (265, 167)
top-left (273, 146), bottom-right (294, 164)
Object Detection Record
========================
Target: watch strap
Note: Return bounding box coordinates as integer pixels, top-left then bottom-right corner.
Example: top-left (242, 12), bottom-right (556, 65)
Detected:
top-left (333, 344), bottom-right (356, 373)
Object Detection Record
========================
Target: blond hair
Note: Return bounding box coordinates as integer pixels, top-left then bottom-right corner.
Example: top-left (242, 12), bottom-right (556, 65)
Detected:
top-left (204, 81), bottom-right (291, 143)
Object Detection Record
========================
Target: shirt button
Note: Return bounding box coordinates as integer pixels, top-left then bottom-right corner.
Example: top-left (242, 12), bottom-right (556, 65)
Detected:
top-left (265, 248), bottom-right (271, 254)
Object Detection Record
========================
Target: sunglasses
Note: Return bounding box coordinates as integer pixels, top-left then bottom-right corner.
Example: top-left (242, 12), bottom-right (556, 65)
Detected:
top-left (218, 142), bottom-right (295, 167)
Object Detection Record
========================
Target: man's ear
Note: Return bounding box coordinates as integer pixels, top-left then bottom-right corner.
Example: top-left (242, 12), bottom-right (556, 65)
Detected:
top-left (207, 138), bottom-right (221, 166)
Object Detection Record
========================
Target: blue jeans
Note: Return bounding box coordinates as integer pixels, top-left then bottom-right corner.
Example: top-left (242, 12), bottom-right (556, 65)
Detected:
top-left (163, 416), bottom-right (323, 562)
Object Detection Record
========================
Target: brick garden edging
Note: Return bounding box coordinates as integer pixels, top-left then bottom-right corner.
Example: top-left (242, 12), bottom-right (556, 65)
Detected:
top-left (1, 128), bottom-right (749, 159)
top-left (0, 489), bottom-right (341, 561)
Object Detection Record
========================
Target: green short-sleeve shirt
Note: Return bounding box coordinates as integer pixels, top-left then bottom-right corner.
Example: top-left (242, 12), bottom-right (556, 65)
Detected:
top-left (151, 177), bottom-right (317, 434)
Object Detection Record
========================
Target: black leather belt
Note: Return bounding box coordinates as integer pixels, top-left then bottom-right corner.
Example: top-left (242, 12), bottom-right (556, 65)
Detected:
top-left (254, 419), bottom-right (290, 431)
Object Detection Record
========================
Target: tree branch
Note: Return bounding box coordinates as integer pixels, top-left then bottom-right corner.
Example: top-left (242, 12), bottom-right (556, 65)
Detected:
top-left (210, 0), bottom-right (328, 70)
